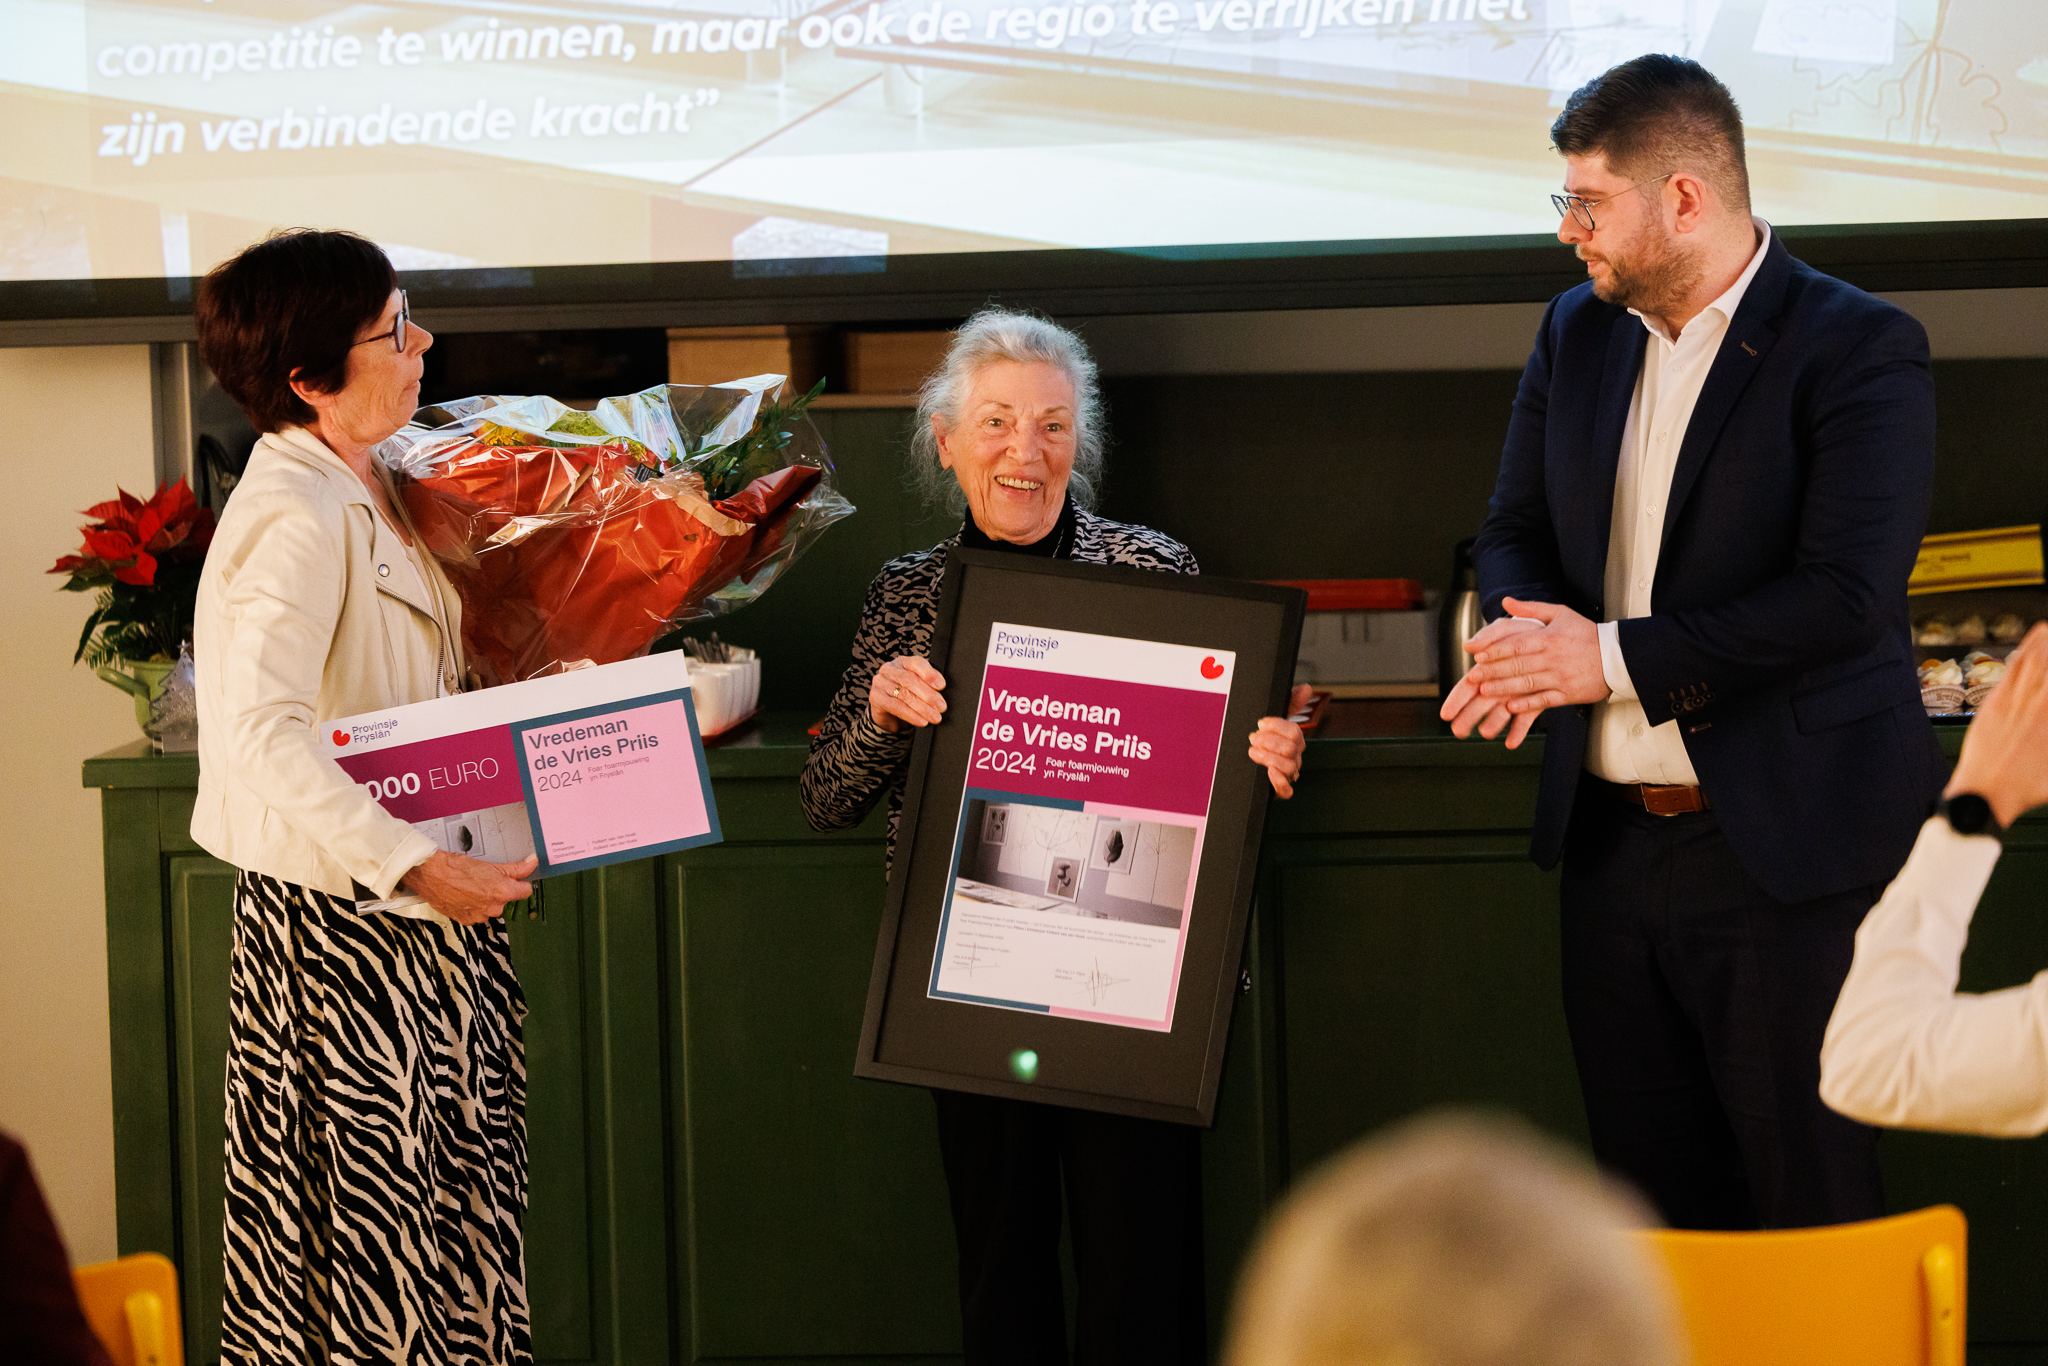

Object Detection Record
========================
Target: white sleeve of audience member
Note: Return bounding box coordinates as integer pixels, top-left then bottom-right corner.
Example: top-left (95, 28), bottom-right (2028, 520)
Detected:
top-left (1596, 621), bottom-right (1638, 703)
top-left (1821, 818), bottom-right (2048, 1137)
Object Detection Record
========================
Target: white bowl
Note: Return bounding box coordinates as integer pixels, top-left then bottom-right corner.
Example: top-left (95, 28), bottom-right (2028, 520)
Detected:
top-left (686, 657), bottom-right (761, 737)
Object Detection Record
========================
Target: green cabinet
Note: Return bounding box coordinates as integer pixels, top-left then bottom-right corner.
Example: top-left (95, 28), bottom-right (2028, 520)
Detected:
top-left (165, 856), bottom-right (233, 1362)
top-left (91, 731), bottom-right (976, 1366)
top-left (666, 843), bottom-right (960, 1360)
top-left (90, 724), bottom-right (2048, 1365)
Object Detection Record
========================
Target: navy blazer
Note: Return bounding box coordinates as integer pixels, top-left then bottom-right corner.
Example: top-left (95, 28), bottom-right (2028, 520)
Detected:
top-left (1474, 233), bottom-right (1945, 904)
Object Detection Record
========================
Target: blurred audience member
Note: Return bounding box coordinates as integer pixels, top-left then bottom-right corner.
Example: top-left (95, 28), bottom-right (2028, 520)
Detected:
top-left (0, 1131), bottom-right (114, 1366)
top-left (1823, 623), bottom-right (2048, 1135)
top-left (1223, 1111), bottom-right (1683, 1366)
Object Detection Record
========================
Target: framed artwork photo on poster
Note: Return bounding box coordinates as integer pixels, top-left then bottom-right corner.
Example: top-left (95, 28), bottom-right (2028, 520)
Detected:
top-left (854, 550), bottom-right (1306, 1126)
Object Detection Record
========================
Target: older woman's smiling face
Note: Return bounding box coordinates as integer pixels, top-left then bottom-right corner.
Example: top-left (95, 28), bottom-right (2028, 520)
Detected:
top-left (935, 359), bottom-right (1076, 545)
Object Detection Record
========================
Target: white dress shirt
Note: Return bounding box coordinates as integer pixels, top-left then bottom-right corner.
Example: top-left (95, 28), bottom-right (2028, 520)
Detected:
top-left (1586, 219), bottom-right (1773, 786)
top-left (1821, 817), bottom-right (2048, 1136)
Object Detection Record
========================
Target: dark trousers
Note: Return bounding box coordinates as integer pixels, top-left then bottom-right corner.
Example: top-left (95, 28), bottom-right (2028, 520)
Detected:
top-left (931, 1089), bottom-right (1206, 1366)
top-left (1559, 777), bottom-right (1885, 1230)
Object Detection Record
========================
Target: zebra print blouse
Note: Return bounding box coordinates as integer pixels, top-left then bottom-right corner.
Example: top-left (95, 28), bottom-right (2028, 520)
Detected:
top-left (799, 507), bottom-right (1198, 865)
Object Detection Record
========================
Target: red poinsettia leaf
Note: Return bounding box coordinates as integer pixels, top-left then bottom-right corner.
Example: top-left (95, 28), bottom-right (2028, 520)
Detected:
top-left (147, 501), bottom-right (207, 554)
top-left (141, 484), bottom-right (186, 532)
top-left (134, 481), bottom-right (217, 556)
top-left (87, 488), bottom-right (147, 525)
top-left (113, 550), bottom-right (158, 586)
top-left (132, 504), bottom-right (168, 552)
top-left (82, 527), bottom-right (139, 561)
top-left (149, 479), bottom-right (196, 517)
top-left (61, 483), bottom-right (206, 663)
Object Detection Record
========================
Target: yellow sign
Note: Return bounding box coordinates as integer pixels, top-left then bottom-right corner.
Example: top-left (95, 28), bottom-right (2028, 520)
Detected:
top-left (1910, 525), bottom-right (2045, 595)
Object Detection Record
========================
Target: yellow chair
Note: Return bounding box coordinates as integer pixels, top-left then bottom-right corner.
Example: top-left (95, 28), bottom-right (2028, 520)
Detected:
top-left (1638, 1205), bottom-right (1966, 1366)
top-left (72, 1251), bottom-right (183, 1366)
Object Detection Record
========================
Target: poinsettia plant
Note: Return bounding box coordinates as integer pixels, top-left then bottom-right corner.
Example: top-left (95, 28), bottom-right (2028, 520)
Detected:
top-left (50, 479), bottom-right (215, 667)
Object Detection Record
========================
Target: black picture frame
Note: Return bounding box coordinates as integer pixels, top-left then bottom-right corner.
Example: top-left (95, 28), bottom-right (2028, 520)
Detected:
top-left (854, 550), bottom-right (1306, 1126)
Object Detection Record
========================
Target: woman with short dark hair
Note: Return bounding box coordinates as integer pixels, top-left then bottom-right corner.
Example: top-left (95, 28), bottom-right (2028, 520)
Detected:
top-left (192, 229), bottom-right (538, 1364)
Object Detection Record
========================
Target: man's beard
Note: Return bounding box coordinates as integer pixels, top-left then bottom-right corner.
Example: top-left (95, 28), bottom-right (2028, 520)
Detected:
top-left (1584, 218), bottom-right (1701, 318)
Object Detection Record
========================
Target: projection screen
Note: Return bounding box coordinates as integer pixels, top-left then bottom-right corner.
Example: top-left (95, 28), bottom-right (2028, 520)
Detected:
top-left (2, 0), bottom-right (2045, 286)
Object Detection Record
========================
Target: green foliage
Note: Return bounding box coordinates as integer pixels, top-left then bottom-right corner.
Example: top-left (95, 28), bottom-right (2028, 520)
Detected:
top-left (694, 377), bottom-right (828, 502)
top-left (67, 560), bottom-right (206, 666)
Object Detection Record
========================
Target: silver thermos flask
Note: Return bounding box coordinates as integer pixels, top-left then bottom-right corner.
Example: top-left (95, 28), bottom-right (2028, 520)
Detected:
top-left (1439, 537), bottom-right (1485, 701)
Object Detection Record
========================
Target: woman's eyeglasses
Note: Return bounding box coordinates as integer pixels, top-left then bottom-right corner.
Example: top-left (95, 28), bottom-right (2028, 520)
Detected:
top-left (351, 290), bottom-right (410, 354)
top-left (1551, 173), bottom-right (1675, 232)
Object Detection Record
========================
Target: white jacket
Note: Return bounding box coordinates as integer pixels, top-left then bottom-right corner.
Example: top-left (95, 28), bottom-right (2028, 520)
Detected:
top-left (191, 427), bottom-right (466, 899)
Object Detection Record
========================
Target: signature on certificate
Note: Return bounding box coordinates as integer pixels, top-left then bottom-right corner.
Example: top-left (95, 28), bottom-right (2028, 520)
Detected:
top-left (1069, 958), bottom-right (1131, 1009)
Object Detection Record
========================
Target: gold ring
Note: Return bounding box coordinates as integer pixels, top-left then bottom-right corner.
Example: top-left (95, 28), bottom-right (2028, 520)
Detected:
top-left (892, 684), bottom-right (902, 697)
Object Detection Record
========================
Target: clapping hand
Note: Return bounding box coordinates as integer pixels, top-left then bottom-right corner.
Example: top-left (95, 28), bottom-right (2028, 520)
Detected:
top-left (1440, 613), bottom-right (1544, 745)
top-left (1440, 599), bottom-right (1609, 748)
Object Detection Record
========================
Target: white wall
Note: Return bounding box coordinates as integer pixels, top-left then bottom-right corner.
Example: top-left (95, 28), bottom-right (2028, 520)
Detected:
top-left (0, 344), bottom-right (155, 1266)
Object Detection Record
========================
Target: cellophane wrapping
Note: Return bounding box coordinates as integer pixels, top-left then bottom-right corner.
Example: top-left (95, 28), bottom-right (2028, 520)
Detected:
top-left (381, 374), bottom-right (853, 688)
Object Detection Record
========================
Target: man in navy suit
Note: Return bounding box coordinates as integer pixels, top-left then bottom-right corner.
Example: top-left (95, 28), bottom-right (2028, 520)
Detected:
top-left (1441, 54), bottom-right (1944, 1229)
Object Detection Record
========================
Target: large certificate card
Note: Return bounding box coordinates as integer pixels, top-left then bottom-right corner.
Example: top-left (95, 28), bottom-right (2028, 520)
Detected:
top-left (857, 552), bottom-right (1304, 1126)
top-left (322, 652), bottom-right (721, 916)
top-left (931, 625), bottom-right (1232, 1031)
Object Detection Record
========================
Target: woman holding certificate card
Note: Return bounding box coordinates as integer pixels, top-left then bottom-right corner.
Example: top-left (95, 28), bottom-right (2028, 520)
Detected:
top-left (190, 231), bottom-right (539, 1365)
top-left (803, 309), bottom-right (1310, 1364)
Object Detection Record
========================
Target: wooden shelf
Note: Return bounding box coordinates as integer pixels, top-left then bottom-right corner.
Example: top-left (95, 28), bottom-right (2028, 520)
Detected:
top-left (1319, 682), bottom-right (1439, 699)
top-left (810, 393), bottom-right (919, 409)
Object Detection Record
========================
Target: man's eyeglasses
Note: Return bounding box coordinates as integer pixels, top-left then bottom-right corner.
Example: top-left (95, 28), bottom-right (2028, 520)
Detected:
top-left (351, 290), bottom-right (410, 354)
top-left (1551, 173), bottom-right (1675, 232)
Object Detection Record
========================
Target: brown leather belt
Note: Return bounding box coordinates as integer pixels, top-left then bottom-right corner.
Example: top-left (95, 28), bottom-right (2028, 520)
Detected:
top-left (1609, 781), bottom-right (1710, 815)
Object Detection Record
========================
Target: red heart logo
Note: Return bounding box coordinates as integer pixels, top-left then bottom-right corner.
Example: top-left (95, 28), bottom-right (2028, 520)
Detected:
top-left (332, 730), bottom-right (350, 746)
top-left (1200, 657), bottom-right (1224, 679)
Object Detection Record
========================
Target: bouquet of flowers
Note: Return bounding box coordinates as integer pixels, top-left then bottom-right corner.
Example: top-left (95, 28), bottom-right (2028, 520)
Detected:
top-left (49, 478), bottom-right (216, 667)
top-left (383, 375), bottom-right (852, 687)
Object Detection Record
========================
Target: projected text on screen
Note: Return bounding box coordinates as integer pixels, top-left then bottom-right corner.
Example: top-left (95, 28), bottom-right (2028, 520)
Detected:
top-left (4, 0), bottom-right (2044, 281)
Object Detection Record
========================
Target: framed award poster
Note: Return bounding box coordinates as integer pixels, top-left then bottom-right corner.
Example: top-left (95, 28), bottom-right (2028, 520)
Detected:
top-left (855, 550), bottom-right (1306, 1125)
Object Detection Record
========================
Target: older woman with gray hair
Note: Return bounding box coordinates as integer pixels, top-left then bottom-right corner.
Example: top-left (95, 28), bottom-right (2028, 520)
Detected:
top-left (802, 308), bottom-right (1309, 1364)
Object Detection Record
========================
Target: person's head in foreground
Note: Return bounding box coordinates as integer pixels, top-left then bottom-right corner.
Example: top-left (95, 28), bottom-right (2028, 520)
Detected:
top-left (1223, 1111), bottom-right (1685, 1366)
top-left (1549, 52), bottom-right (1753, 326)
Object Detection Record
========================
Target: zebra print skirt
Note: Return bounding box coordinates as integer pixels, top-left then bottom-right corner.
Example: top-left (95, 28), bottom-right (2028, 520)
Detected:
top-left (220, 870), bottom-right (531, 1365)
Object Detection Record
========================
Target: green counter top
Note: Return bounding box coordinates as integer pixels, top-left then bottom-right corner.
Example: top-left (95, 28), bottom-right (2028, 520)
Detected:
top-left (82, 712), bottom-right (835, 789)
top-left (81, 701), bottom-right (1973, 792)
top-left (83, 709), bottom-right (1553, 791)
